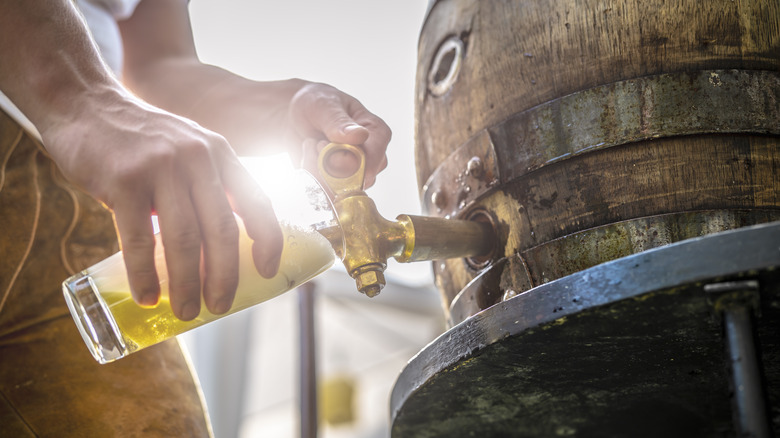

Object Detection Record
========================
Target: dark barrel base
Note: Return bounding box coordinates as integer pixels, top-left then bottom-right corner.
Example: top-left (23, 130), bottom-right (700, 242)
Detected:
top-left (391, 223), bottom-right (780, 437)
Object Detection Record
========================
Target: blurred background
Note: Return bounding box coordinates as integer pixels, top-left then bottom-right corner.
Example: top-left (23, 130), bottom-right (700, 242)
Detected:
top-left (179, 2), bottom-right (444, 437)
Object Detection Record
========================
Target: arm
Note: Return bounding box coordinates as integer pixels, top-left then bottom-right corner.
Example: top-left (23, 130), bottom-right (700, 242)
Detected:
top-left (0, 0), bottom-right (281, 320)
top-left (117, 0), bottom-right (391, 187)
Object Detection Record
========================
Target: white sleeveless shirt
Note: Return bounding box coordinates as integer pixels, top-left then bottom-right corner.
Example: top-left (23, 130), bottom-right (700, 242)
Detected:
top-left (0, 0), bottom-right (142, 139)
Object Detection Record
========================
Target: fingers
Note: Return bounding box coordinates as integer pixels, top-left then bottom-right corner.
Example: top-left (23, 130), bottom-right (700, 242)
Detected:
top-left (118, 132), bottom-right (282, 321)
top-left (365, 153), bottom-right (389, 188)
top-left (176, 141), bottom-right (242, 318)
top-left (220, 156), bottom-right (283, 280)
top-left (315, 107), bottom-right (391, 188)
top-left (119, 140), bottom-right (282, 321)
top-left (113, 132), bottom-right (245, 321)
top-left (290, 83), bottom-right (392, 188)
top-left (301, 139), bottom-right (360, 179)
top-left (300, 136), bottom-right (389, 189)
top-left (154, 185), bottom-right (204, 321)
top-left (143, 139), bottom-right (237, 321)
top-left (334, 100), bottom-right (392, 188)
top-left (189, 177), bottom-right (240, 316)
top-left (112, 196), bottom-right (160, 308)
top-left (325, 149), bottom-right (361, 178)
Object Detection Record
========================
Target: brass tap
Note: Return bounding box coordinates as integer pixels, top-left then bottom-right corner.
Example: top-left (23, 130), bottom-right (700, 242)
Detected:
top-left (317, 143), bottom-right (495, 297)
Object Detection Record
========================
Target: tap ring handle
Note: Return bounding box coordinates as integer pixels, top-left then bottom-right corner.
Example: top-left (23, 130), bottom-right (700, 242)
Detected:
top-left (317, 143), bottom-right (366, 196)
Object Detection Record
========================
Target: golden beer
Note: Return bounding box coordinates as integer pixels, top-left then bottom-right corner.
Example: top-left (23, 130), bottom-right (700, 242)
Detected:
top-left (107, 224), bottom-right (334, 352)
top-left (64, 221), bottom-right (337, 363)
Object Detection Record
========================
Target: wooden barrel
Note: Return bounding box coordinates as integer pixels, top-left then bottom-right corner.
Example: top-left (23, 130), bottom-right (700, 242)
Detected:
top-left (395, 2), bottom-right (780, 435)
top-left (415, 0), bottom-right (780, 325)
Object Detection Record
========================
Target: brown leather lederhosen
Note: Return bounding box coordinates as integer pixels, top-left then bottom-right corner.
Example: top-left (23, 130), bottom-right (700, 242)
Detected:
top-left (0, 107), bottom-right (212, 437)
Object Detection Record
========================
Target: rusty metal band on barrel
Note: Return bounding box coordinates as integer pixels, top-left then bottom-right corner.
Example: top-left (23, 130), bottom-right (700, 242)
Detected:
top-left (420, 69), bottom-right (780, 219)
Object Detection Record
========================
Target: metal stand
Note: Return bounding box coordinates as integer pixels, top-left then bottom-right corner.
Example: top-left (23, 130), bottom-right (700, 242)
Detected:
top-left (706, 280), bottom-right (772, 438)
top-left (298, 282), bottom-right (318, 438)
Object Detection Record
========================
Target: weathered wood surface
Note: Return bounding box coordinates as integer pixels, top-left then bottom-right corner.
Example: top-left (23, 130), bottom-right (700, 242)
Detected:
top-left (415, 0), bottom-right (780, 315)
top-left (416, 0), bottom-right (780, 185)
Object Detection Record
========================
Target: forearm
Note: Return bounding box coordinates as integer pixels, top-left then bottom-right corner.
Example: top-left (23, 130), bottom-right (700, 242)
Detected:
top-left (122, 58), bottom-right (307, 156)
top-left (0, 0), bottom-right (125, 139)
top-left (117, 0), bottom-right (390, 184)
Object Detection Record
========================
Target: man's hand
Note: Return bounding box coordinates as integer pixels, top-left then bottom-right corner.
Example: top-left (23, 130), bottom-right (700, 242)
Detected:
top-left (289, 83), bottom-right (392, 188)
top-left (43, 89), bottom-right (283, 321)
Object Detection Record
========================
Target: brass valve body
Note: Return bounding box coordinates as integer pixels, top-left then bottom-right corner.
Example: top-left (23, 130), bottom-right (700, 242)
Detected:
top-left (318, 143), bottom-right (495, 297)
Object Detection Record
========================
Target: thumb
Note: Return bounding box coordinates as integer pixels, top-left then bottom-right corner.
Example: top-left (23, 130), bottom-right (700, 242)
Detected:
top-left (325, 119), bottom-right (370, 146)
